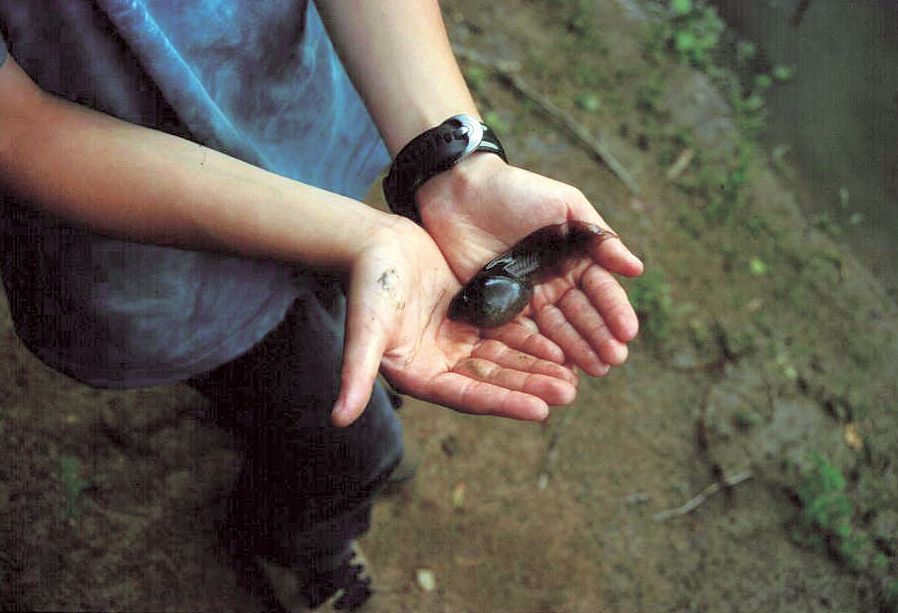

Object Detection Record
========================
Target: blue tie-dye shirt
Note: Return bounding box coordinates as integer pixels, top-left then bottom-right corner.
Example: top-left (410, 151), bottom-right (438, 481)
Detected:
top-left (0, 1), bottom-right (389, 386)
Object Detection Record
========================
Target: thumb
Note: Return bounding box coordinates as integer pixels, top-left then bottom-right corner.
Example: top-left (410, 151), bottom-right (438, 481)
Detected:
top-left (331, 277), bottom-right (393, 428)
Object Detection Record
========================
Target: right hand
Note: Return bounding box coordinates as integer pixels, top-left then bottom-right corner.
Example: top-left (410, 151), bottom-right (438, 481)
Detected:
top-left (331, 217), bottom-right (579, 427)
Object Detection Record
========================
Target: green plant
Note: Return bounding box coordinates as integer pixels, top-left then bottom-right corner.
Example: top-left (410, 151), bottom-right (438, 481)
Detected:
top-left (734, 409), bottom-right (762, 429)
top-left (748, 257), bottom-right (768, 277)
top-left (59, 454), bottom-right (91, 520)
top-left (793, 454), bottom-right (898, 609)
top-left (772, 64), bottom-right (794, 82)
top-left (663, 0), bottom-right (725, 69)
top-left (887, 579), bottom-right (898, 609)
top-left (482, 110), bottom-right (511, 136)
top-left (794, 454), bottom-right (865, 569)
top-left (627, 267), bottom-right (672, 343)
top-left (464, 65), bottom-right (489, 93)
top-left (735, 41), bottom-right (756, 65)
top-left (574, 93), bottom-right (601, 112)
top-left (545, 0), bottom-right (599, 36)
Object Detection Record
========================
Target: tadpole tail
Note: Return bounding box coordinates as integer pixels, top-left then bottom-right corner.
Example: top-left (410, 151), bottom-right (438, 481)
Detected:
top-left (560, 220), bottom-right (619, 244)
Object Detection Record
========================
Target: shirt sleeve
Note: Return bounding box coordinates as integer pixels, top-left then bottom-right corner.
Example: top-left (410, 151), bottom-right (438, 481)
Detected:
top-left (0, 29), bottom-right (8, 69)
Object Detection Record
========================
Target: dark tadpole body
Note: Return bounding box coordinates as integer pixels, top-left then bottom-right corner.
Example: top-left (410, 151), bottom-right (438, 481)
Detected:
top-left (448, 221), bottom-right (617, 328)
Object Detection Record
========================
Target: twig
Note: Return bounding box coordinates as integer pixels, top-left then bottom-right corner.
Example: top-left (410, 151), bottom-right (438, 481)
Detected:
top-left (652, 470), bottom-right (753, 521)
top-left (453, 44), bottom-right (640, 196)
top-left (537, 408), bottom-right (576, 490)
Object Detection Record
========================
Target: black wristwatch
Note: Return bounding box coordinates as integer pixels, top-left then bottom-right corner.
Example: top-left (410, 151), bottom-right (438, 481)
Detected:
top-left (382, 114), bottom-right (507, 224)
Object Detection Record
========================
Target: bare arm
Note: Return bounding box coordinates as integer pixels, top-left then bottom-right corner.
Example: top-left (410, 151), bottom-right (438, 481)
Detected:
top-left (314, 0), bottom-right (480, 155)
top-left (316, 1), bottom-right (644, 377)
top-left (0, 55), bottom-right (392, 270)
top-left (0, 54), bottom-right (577, 425)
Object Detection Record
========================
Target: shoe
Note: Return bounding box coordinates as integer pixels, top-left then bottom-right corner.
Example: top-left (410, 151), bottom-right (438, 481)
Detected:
top-left (217, 512), bottom-right (373, 612)
top-left (233, 543), bottom-right (373, 612)
top-left (300, 545), bottom-right (372, 611)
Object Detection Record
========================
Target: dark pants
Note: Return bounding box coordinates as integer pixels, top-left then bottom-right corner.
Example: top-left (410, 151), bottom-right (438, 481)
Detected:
top-left (187, 280), bottom-right (403, 573)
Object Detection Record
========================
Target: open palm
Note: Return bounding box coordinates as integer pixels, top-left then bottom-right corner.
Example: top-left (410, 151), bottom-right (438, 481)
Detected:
top-left (331, 217), bottom-right (577, 427)
top-left (417, 156), bottom-right (644, 377)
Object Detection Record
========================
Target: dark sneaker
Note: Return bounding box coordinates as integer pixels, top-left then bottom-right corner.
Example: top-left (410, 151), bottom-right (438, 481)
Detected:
top-left (300, 546), bottom-right (372, 611)
top-left (218, 512), bottom-right (374, 612)
top-left (242, 544), bottom-right (373, 612)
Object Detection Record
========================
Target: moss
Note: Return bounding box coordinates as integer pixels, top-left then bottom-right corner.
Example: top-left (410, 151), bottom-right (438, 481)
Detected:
top-left (627, 267), bottom-right (673, 344)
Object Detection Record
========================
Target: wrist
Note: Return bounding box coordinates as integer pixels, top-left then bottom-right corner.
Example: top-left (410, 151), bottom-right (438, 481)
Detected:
top-left (382, 114), bottom-right (507, 225)
top-left (416, 151), bottom-right (507, 213)
top-left (443, 150), bottom-right (508, 189)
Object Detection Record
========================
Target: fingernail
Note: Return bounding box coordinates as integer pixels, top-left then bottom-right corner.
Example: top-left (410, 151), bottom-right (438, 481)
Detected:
top-left (588, 360), bottom-right (610, 377)
top-left (603, 339), bottom-right (628, 366)
top-left (618, 313), bottom-right (640, 341)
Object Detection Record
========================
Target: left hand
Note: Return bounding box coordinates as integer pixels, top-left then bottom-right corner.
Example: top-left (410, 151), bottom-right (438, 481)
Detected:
top-left (331, 216), bottom-right (578, 427)
top-left (416, 154), bottom-right (644, 377)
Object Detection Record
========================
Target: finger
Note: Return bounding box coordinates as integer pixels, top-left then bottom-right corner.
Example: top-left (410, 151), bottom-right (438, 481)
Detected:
top-left (471, 339), bottom-right (578, 386)
top-left (557, 288), bottom-right (629, 366)
top-left (426, 372), bottom-right (550, 421)
top-left (581, 266), bottom-right (640, 342)
top-left (590, 235), bottom-right (643, 277)
top-left (482, 318), bottom-right (566, 364)
top-left (536, 303), bottom-right (610, 377)
top-left (452, 358), bottom-right (577, 405)
top-left (331, 301), bottom-right (389, 428)
top-left (570, 202), bottom-right (643, 277)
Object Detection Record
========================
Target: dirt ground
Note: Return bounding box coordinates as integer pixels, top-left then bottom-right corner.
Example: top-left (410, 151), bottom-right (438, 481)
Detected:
top-left (1, 1), bottom-right (896, 611)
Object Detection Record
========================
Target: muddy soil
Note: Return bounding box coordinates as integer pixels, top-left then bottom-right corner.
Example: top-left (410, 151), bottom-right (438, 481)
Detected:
top-left (1, 1), bottom-right (896, 611)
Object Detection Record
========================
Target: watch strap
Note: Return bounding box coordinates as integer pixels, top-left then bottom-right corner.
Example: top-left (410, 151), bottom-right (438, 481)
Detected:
top-left (382, 114), bottom-right (506, 224)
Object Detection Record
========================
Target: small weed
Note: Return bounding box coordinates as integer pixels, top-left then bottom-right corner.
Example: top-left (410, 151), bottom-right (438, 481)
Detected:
top-left (749, 257), bottom-right (768, 277)
top-left (650, 0), bottom-right (725, 70)
top-left (794, 454), bottom-right (864, 569)
top-left (772, 64), bottom-right (795, 82)
top-left (887, 579), bottom-right (898, 610)
top-left (635, 75), bottom-right (666, 115)
top-left (59, 454), bottom-right (91, 520)
top-left (694, 142), bottom-right (751, 223)
top-left (482, 110), bottom-right (511, 136)
top-left (793, 454), bottom-right (898, 609)
top-left (735, 409), bottom-right (763, 429)
top-left (735, 41), bottom-right (756, 65)
top-left (573, 62), bottom-right (610, 91)
top-left (627, 267), bottom-right (672, 343)
top-left (574, 93), bottom-right (602, 112)
top-left (562, 0), bottom-right (598, 35)
top-left (464, 65), bottom-right (489, 93)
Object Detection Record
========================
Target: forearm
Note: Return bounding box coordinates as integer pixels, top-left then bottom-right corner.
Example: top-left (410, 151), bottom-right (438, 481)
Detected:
top-left (0, 61), bottom-right (390, 271)
top-left (315, 0), bottom-right (479, 155)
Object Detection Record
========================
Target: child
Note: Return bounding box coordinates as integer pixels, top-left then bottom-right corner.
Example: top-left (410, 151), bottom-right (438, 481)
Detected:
top-left (0, 1), bottom-right (641, 609)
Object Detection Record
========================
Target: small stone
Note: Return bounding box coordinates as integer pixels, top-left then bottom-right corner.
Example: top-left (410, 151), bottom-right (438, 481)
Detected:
top-left (451, 482), bottom-right (466, 509)
top-left (416, 568), bottom-right (436, 592)
top-left (843, 423), bottom-right (863, 450)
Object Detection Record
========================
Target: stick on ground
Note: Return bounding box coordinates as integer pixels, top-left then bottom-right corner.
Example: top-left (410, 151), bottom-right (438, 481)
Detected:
top-left (453, 45), bottom-right (641, 196)
top-left (652, 470), bottom-right (753, 521)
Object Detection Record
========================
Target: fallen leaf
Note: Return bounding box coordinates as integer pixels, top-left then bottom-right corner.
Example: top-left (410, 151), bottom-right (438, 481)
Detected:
top-left (416, 568), bottom-right (436, 592)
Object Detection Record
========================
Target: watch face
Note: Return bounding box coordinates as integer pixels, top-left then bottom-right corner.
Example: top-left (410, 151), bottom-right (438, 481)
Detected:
top-left (448, 114), bottom-right (484, 157)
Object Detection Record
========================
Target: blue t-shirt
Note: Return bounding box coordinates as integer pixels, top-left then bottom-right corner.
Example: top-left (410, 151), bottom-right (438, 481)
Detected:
top-left (0, 1), bottom-right (389, 387)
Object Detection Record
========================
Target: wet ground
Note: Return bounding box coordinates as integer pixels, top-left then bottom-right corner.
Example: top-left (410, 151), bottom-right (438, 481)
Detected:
top-left (1, 0), bottom-right (896, 611)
